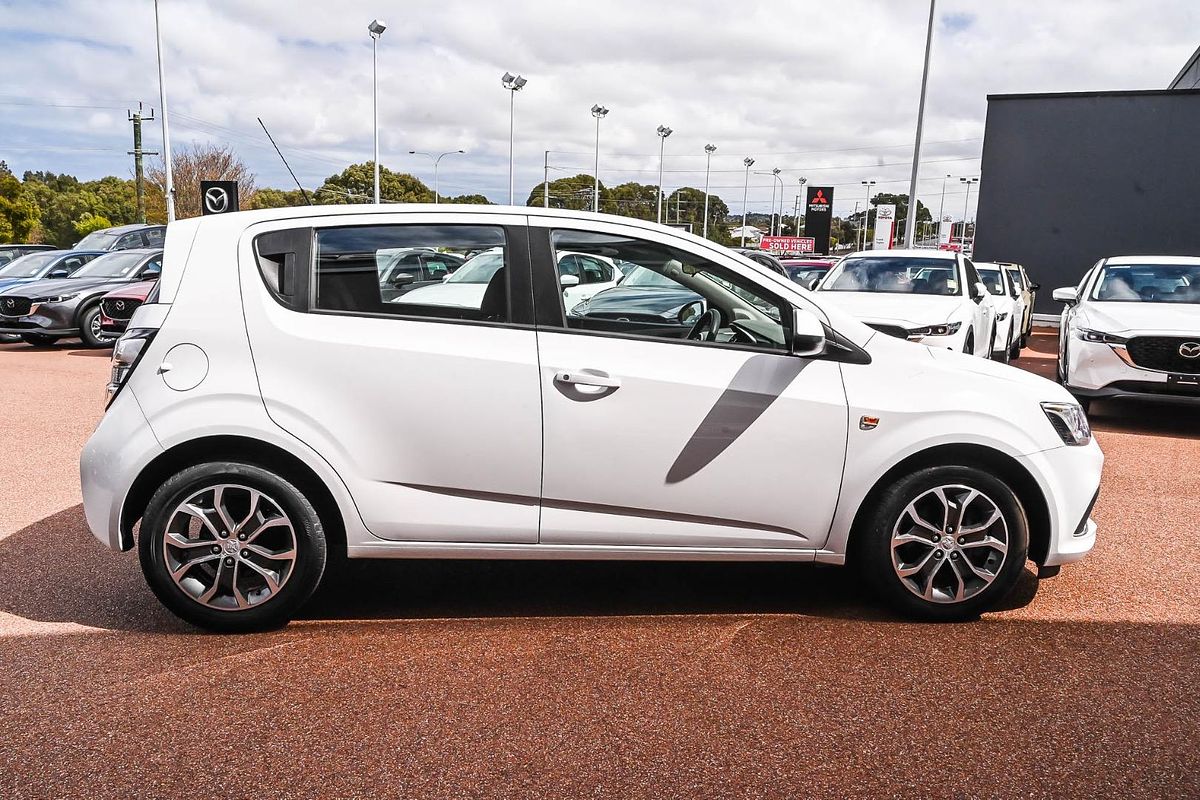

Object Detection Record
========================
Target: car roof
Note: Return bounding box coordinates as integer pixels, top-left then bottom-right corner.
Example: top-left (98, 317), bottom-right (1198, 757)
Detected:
top-left (1104, 255), bottom-right (1200, 266)
top-left (99, 223), bottom-right (165, 234)
top-left (93, 248), bottom-right (162, 256)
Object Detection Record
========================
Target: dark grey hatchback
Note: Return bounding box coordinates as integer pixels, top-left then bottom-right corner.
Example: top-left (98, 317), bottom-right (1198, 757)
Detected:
top-left (0, 249), bottom-right (162, 347)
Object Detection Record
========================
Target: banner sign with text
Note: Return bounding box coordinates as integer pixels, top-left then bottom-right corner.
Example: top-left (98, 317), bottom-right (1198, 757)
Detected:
top-left (804, 186), bottom-right (834, 254)
top-left (872, 204), bottom-right (896, 250)
top-left (938, 214), bottom-right (953, 246)
top-left (760, 236), bottom-right (815, 254)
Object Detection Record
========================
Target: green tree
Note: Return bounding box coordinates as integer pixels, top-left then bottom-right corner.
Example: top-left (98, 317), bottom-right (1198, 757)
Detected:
top-left (73, 212), bottom-right (113, 238)
top-left (526, 173), bottom-right (598, 210)
top-left (249, 187), bottom-right (311, 209)
top-left (663, 187), bottom-right (732, 244)
top-left (600, 182), bottom-right (659, 221)
top-left (315, 162), bottom-right (432, 204)
top-left (443, 194), bottom-right (491, 205)
top-left (0, 162), bottom-right (39, 243)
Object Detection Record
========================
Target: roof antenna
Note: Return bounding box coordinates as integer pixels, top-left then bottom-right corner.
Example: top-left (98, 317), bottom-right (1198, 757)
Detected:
top-left (257, 117), bottom-right (312, 205)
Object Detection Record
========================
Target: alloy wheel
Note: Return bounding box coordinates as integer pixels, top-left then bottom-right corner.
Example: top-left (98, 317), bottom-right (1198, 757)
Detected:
top-left (162, 483), bottom-right (298, 611)
top-left (890, 484), bottom-right (1009, 604)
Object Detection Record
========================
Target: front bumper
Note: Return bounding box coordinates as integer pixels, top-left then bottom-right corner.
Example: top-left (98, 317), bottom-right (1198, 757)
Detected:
top-left (0, 302), bottom-right (79, 336)
top-left (1066, 337), bottom-right (1200, 403)
top-left (1017, 439), bottom-right (1104, 567)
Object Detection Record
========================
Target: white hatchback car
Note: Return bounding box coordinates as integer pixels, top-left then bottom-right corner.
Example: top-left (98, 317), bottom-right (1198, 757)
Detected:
top-left (816, 250), bottom-right (997, 357)
top-left (975, 262), bottom-right (1026, 363)
top-left (1054, 255), bottom-right (1200, 411)
top-left (82, 206), bottom-right (1102, 631)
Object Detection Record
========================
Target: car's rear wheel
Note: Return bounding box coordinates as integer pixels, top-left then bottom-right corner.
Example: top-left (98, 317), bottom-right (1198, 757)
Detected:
top-left (20, 333), bottom-right (56, 347)
top-left (138, 462), bottom-right (327, 632)
top-left (856, 466), bottom-right (1029, 621)
top-left (991, 325), bottom-right (1010, 364)
top-left (78, 305), bottom-right (118, 348)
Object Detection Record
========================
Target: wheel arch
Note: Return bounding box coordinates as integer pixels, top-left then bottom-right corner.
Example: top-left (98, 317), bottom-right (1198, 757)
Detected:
top-left (846, 442), bottom-right (1052, 566)
top-left (119, 434), bottom-right (346, 558)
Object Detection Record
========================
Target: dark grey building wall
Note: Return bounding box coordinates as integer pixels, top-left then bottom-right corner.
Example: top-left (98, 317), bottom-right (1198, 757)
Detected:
top-left (974, 89), bottom-right (1200, 314)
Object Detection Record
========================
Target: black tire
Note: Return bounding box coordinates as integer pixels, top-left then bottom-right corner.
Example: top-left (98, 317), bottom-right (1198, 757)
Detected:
top-left (962, 330), bottom-right (974, 355)
top-left (991, 325), bottom-right (1010, 363)
top-left (1008, 331), bottom-right (1021, 362)
top-left (20, 333), bottom-right (57, 346)
top-left (77, 304), bottom-right (117, 348)
top-left (139, 462), bottom-right (328, 632)
top-left (854, 465), bottom-right (1029, 622)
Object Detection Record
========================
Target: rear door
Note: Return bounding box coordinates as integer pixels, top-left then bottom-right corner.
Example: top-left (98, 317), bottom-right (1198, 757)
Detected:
top-left (240, 212), bottom-right (543, 543)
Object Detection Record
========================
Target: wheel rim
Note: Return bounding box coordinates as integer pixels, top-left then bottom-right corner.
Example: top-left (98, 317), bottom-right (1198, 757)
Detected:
top-left (890, 484), bottom-right (1009, 604)
top-left (89, 314), bottom-right (102, 338)
top-left (162, 483), bottom-right (298, 611)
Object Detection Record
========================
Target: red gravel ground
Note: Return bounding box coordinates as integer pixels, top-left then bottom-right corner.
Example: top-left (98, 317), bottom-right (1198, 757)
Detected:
top-left (1, 332), bottom-right (1197, 799)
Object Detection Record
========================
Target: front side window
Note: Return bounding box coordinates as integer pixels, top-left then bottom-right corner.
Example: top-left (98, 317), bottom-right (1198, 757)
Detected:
top-left (1090, 263), bottom-right (1200, 304)
top-left (551, 229), bottom-right (789, 351)
top-left (976, 268), bottom-right (1007, 296)
top-left (116, 233), bottom-right (143, 250)
top-left (315, 225), bottom-right (510, 322)
top-left (822, 257), bottom-right (962, 296)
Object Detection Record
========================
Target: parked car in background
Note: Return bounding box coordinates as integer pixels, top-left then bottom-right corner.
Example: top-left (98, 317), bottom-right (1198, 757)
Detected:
top-left (568, 263), bottom-right (703, 335)
top-left (732, 247), bottom-right (788, 276)
top-left (0, 243), bottom-right (57, 267)
top-left (377, 248), bottom-right (466, 301)
top-left (816, 249), bottom-right (997, 358)
top-left (82, 205), bottom-right (1099, 632)
top-left (999, 262), bottom-right (1038, 345)
top-left (74, 223), bottom-right (166, 252)
top-left (0, 249), bottom-right (103, 292)
top-left (976, 262), bottom-right (1026, 363)
top-left (780, 258), bottom-right (837, 290)
top-left (1054, 255), bottom-right (1200, 411)
top-left (0, 248), bottom-right (162, 346)
top-left (99, 280), bottom-right (158, 335)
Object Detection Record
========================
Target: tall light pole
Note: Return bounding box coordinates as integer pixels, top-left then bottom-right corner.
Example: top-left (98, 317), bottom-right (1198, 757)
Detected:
top-left (501, 72), bottom-right (527, 205)
top-left (904, 0), bottom-right (937, 248)
top-left (797, 177), bottom-right (808, 236)
top-left (408, 149), bottom-right (464, 204)
top-left (960, 176), bottom-right (979, 247)
top-left (853, 201), bottom-right (861, 252)
top-left (702, 143), bottom-right (717, 239)
top-left (655, 125), bottom-right (672, 224)
top-left (938, 172), bottom-right (951, 242)
top-left (153, 0), bottom-right (175, 222)
top-left (861, 180), bottom-right (876, 250)
top-left (590, 104), bottom-right (609, 213)
top-left (741, 157), bottom-right (755, 246)
top-left (368, 19), bottom-right (387, 204)
top-left (770, 168), bottom-right (782, 235)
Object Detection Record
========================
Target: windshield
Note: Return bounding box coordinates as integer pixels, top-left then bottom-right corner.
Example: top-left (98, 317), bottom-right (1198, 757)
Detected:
top-left (621, 264), bottom-right (683, 288)
top-left (70, 251), bottom-right (146, 279)
top-left (1091, 263), bottom-right (1200, 303)
top-left (821, 257), bottom-right (962, 296)
top-left (0, 252), bottom-right (60, 279)
top-left (977, 268), bottom-right (1007, 296)
top-left (446, 251), bottom-right (503, 284)
top-left (74, 230), bottom-right (120, 250)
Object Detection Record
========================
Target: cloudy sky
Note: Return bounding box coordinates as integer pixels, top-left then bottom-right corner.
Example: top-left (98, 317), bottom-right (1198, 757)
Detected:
top-left (0, 0), bottom-right (1196, 219)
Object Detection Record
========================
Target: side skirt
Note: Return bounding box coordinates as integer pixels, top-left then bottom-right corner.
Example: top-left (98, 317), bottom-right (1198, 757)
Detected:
top-left (347, 541), bottom-right (847, 563)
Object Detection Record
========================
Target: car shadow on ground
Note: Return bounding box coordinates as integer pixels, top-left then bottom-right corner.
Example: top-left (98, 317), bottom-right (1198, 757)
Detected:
top-left (0, 505), bottom-right (1040, 634)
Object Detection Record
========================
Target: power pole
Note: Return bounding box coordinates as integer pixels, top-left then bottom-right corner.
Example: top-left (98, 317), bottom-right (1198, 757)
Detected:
top-left (127, 103), bottom-right (158, 224)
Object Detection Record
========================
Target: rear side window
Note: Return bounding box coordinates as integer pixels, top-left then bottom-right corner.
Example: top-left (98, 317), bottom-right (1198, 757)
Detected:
top-left (314, 225), bottom-right (510, 323)
top-left (144, 228), bottom-right (165, 247)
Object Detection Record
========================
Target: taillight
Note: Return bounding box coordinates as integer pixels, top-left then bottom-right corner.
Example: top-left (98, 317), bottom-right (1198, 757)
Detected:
top-left (106, 328), bottom-right (157, 406)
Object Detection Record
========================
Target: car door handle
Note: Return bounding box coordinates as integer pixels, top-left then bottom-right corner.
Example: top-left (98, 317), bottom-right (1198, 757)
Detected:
top-left (554, 370), bottom-right (621, 389)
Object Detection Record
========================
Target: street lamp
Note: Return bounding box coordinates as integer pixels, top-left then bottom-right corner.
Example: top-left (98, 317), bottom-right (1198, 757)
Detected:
top-left (702, 144), bottom-right (717, 238)
top-left (591, 104), bottom-right (609, 213)
top-left (755, 169), bottom-right (783, 236)
top-left (796, 177), bottom-right (807, 236)
top-left (368, 19), bottom-right (387, 204)
top-left (861, 180), bottom-right (876, 250)
top-left (938, 172), bottom-right (951, 244)
top-left (904, 0), bottom-right (937, 247)
top-left (741, 157), bottom-right (755, 246)
top-left (655, 125), bottom-right (672, 224)
top-left (501, 72), bottom-right (527, 205)
top-left (960, 176), bottom-right (979, 248)
top-left (153, 0), bottom-right (175, 222)
top-left (409, 149), bottom-right (464, 204)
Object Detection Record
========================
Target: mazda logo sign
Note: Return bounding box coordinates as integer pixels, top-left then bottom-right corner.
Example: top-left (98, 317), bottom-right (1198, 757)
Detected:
top-left (1179, 342), bottom-right (1200, 359)
top-left (204, 187), bottom-right (230, 214)
top-left (114, 300), bottom-right (126, 311)
top-left (3, 299), bottom-right (12, 309)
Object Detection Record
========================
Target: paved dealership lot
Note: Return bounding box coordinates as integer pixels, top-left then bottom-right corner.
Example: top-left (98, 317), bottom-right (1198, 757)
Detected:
top-left (1, 332), bottom-right (1197, 799)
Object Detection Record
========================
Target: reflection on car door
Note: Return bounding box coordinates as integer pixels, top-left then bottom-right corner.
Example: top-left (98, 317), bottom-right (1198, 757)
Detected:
top-left (530, 219), bottom-right (850, 550)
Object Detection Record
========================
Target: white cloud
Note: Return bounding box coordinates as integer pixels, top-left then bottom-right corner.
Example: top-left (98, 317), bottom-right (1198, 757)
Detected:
top-left (0, 0), bottom-right (1195, 219)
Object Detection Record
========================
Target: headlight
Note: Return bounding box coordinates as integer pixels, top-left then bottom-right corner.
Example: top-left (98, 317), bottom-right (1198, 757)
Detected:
top-left (1041, 401), bottom-right (1092, 446)
top-left (36, 292), bottom-right (78, 304)
top-left (1076, 327), bottom-right (1128, 345)
top-left (106, 328), bottom-right (156, 405)
top-left (908, 321), bottom-right (962, 339)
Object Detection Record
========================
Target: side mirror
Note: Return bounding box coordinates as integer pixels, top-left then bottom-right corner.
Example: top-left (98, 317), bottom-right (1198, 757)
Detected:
top-left (677, 300), bottom-right (704, 325)
top-left (1029, 282), bottom-right (1041, 291)
top-left (1052, 287), bottom-right (1078, 304)
top-left (47, 268), bottom-right (70, 279)
top-left (791, 307), bottom-right (826, 357)
top-left (972, 282), bottom-right (988, 303)
top-left (390, 272), bottom-right (416, 287)
top-left (560, 274), bottom-right (581, 289)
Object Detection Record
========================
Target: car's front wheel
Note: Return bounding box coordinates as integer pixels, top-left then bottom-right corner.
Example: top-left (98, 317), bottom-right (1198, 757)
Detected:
top-left (856, 466), bottom-right (1029, 621)
top-left (138, 462), bottom-right (328, 632)
top-left (78, 305), bottom-right (118, 348)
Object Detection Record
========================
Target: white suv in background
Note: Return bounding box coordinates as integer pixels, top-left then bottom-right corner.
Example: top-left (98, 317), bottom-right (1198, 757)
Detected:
top-left (82, 206), bottom-right (1101, 631)
top-left (976, 262), bottom-right (1026, 363)
top-left (816, 250), bottom-right (997, 357)
top-left (1055, 255), bottom-right (1200, 411)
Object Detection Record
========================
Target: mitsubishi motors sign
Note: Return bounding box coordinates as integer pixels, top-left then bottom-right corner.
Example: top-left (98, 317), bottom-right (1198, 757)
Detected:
top-left (759, 236), bottom-right (815, 254)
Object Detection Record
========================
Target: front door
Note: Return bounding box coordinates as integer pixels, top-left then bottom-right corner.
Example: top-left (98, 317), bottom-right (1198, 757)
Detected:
top-left (241, 212), bottom-right (542, 543)
top-left (530, 220), bottom-right (850, 550)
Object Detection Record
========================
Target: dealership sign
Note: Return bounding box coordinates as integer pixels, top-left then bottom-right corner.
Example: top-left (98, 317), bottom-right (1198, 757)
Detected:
top-left (805, 186), bottom-right (834, 254)
top-left (872, 204), bottom-right (896, 250)
top-left (938, 214), bottom-right (953, 246)
top-left (200, 180), bottom-right (240, 215)
top-left (760, 236), bottom-right (816, 254)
